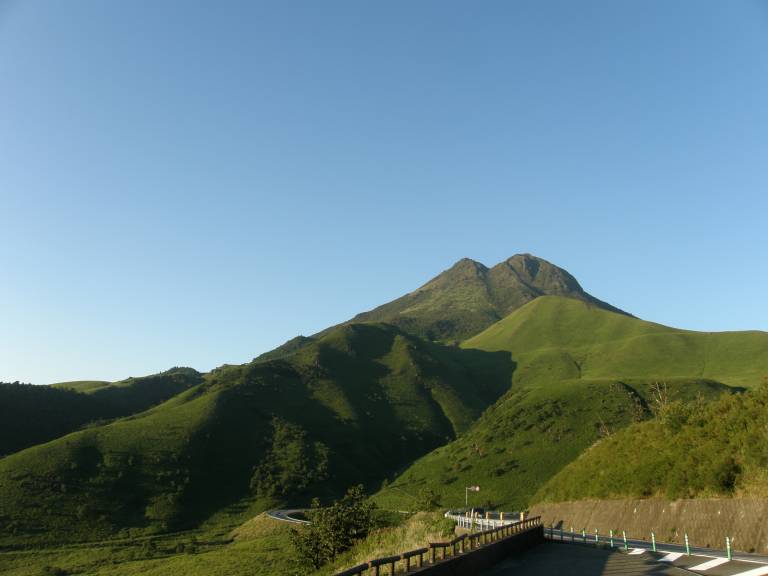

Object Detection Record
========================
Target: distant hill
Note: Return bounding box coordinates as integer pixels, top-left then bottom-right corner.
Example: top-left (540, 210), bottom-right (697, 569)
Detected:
top-left (533, 382), bottom-right (768, 503)
top-left (375, 297), bottom-right (766, 511)
top-left (0, 368), bottom-right (202, 457)
top-left (0, 324), bottom-right (512, 545)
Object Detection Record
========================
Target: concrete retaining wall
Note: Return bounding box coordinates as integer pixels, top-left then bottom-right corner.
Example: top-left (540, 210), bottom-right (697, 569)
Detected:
top-left (531, 498), bottom-right (768, 553)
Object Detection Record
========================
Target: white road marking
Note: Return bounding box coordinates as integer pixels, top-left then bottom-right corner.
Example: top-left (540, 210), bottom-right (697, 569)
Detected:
top-left (660, 552), bottom-right (684, 562)
top-left (629, 548), bottom-right (646, 555)
top-left (689, 557), bottom-right (730, 571)
top-left (729, 566), bottom-right (768, 576)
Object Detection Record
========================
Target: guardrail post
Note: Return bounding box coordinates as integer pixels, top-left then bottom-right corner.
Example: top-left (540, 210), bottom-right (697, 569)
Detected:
top-left (571, 525), bottom-right (575, 542)
top-left (582, 528), bottom-right (586, 543)
top-left (726, 536), bottom-right (732, 560)
top-left (610, 529), bottom-right (614, 548)
top-left (685, 533), bottom-right (690, 556)
top-left (595, 528), bottom-right (599, 545)
top-left (651, 531), bottom-right (656, 552)
top-left (623, 530), bottom-right (628, 551)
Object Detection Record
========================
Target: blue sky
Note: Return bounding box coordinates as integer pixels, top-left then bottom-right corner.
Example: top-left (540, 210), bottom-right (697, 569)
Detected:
top-left (1, 1), bottom-right (767, 383)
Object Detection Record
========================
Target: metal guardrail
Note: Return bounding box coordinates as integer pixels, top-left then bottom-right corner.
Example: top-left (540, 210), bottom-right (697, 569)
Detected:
top-left (541, 524), bottom-right (768, 564)
top-left (333, 516), bottom-right (541, 575)
top-left (444, 510), bottom-right (521, 531)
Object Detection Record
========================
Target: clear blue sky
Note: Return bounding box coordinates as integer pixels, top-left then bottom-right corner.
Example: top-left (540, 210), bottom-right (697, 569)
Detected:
top-left (2, 1), bottom-right (767, 384)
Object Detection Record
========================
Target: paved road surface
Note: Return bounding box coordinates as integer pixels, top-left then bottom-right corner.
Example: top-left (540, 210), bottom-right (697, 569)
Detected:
top-left (487, 537), bottom-right (768, 576)
top-left (545, 530), bottom-right (768, 575)
top-left (482, 542), bottom-right (691, 575)
top-left (265, 509), bottom-right (309, 524)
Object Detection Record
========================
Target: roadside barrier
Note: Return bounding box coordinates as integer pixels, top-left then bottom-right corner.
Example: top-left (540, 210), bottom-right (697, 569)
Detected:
top-left (334, 516), bottom-right (541, 575)
top-left (545, 524), bottom-right (736, 561)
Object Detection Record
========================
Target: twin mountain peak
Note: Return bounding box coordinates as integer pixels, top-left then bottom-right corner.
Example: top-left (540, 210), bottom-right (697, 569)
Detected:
top-left (348, 253), bottom-right (627, 343)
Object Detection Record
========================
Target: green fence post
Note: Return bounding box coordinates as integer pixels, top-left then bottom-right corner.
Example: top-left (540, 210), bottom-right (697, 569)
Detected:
top-left (582, 528), bottom-right (586, 543)
top-left (651, 531), bottom-right (656, 553)
top-left (726, 536), bottom-right (732, 561)
top-left (623, 530), bottom-right (628, 551)
top-left (685, 533), bottom-right (690, 556)
top-left (595, 528), bottom-right (599, 545)
top-left (609, 529), bottom-right (614, 548)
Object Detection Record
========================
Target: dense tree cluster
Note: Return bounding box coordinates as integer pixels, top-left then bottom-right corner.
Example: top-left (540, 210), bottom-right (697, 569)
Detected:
top-left (250, 418), bottom-right (330, 497)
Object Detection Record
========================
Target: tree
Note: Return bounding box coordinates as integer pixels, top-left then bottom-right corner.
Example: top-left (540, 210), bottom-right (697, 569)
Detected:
top-left (251, 418), bottom-right (329, 497)
top-left (290, 485), bottom-right (376, 569)
top-left (415, 487), bottom-right (440, 511)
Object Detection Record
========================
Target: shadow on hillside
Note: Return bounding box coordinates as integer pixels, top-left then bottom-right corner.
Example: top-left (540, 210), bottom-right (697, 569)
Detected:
top-left (176, 343), bottom-right (516, 528)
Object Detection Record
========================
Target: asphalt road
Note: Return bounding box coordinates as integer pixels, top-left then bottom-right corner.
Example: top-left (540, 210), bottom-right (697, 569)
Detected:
top-left (483, 542), bottom-right (691, 575)
top-left (265, 509), bottom-right (310, 524)
top-left (547, 529), bottom-right (768, 565)
top-left (540, 532), bottom-right (768, 576)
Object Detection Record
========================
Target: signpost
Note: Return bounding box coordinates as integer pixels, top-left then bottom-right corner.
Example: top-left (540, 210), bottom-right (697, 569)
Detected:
top-left (465, 485), bottom-right (480, 507)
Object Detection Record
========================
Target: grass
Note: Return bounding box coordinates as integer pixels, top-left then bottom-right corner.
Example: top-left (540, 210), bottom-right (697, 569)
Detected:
top-left (0, 511), bottom-right (454, 576)
top-left (533, 383), bottom-right (768, 502)
top-left (375, 296), bottom-right (764, 512)
top-left (463, 296), bottom-right (768, 388)
top-left (0, 369), bottom-right (201, 458)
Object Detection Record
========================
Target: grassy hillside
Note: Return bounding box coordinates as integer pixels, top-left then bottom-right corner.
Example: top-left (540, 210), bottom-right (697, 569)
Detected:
top-left (51, 380), bottom-right (112, 392)
top-left (0, 510), bottom-right (454, 576)
top-left (374, 377), bottom-right (736, 511)
top-left (534, 383), bottom-right (768, 502)
top-left (0, 368), bottom-right (202, 457)
top-left (0, 323), bottom-right (512, 546)
top-left (375, 297), bottom-right (765, 511)
top-left (464, 296), bottom-right (768, 388)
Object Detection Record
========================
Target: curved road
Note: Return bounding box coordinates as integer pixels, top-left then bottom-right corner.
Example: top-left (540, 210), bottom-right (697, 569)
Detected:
top-left (266, 509), bottom-right (310, 525)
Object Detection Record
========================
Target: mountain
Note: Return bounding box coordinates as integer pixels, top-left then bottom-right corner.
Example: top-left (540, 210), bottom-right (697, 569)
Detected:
top-left (348, 254), bottom-right (626, 342)
top-left (533, 382), bottom-right (768, 503)
top-left (0, 368), bottom-right (202, 458)
top-left (0, 323), bottom-right (512, 545)
top-left (374, 297), bottom-right (767, 511)
top-left (255, 253), bottom-right (624, 361)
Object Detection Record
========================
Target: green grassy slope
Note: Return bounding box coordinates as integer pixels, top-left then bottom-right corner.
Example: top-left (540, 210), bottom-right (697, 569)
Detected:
top-left (533, 384), bottom-right (768, 502)
top-left (0, 369), bottom-right (202, 458)
top-left (51, 380), bottom-right (112, 392)
top-left (375, 297), bottom-right (766, 511)
top-left (463, 296), bottom-right (768, 388)
top-left (0, 323), bottom-right (513, 545)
